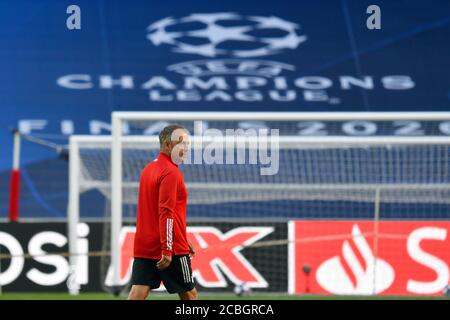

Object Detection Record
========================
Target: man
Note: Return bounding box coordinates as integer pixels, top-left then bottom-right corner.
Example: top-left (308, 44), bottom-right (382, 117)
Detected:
top-left (128, 124), bottom-right (197, 300)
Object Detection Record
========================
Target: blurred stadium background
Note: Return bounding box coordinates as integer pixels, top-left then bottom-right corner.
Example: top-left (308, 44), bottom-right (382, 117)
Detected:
top-left (1, 0), bottom-right (450, 299)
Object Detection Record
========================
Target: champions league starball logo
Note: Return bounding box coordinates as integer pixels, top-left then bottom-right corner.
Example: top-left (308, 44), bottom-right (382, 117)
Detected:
top-left (146, 13), bottom-right (307, 57)
top-left (56, 12), bottom-right (416, 107)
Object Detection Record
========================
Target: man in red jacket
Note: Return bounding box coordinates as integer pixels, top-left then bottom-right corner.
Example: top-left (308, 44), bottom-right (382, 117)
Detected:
top-left (128, 124), bottom-right (197, 300)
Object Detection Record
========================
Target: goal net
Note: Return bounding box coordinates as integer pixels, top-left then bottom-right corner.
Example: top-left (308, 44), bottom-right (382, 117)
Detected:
top-left (68, 112), bottom-right (450, 296)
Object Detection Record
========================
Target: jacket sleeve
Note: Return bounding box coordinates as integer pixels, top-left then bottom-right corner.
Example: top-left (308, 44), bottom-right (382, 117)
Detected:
top-left (158, 171), bottom-right (178, 256)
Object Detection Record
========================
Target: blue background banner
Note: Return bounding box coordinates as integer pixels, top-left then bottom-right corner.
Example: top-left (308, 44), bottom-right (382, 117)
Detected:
top-left (1, 0), bottom-right (449, 218)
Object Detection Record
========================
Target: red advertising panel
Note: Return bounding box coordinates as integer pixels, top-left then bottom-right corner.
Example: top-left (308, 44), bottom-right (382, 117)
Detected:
top-left (289, 221), bottom-right (450, 296)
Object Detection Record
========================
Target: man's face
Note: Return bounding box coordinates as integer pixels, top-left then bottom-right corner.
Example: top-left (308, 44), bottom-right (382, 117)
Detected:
top-left (168, 128), bottom-right (190, 164)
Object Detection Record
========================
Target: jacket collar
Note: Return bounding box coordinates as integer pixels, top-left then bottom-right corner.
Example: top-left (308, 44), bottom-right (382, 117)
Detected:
top-left (159, 151), bottom-right (178, 167)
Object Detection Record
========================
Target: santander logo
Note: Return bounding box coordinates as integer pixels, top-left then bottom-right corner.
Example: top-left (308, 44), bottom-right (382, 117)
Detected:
top-left (291, 220), bottom-right (450, 296)
top-left (315, 225), bottom-right (395, 295)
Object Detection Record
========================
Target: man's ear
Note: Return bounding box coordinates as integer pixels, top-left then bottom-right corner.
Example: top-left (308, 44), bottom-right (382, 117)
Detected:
top-left (165, 140), bottom-right (173, 151)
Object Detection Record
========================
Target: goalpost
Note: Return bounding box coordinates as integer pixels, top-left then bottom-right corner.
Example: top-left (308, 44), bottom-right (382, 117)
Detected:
top-left (68, 112), bottom-right (450, 295)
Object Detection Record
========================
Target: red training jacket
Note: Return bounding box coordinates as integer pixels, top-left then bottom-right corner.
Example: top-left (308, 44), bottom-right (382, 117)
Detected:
top-left (133, 152), bottom-right (190, 259)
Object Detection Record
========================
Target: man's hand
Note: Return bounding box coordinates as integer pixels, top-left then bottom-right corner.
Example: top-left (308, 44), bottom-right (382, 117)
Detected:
top-left (156, 254), bottom-right (172, 270)
top-left (188, 241), bottom-right (196, 258)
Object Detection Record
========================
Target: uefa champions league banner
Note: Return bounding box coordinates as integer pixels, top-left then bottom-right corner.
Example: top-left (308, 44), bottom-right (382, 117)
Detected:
top-left (1, 0), bottom-right (450, 172)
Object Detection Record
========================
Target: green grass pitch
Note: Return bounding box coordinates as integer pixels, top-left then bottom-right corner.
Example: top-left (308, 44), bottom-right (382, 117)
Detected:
top-left (0, 293), bottom-right (449, 300)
